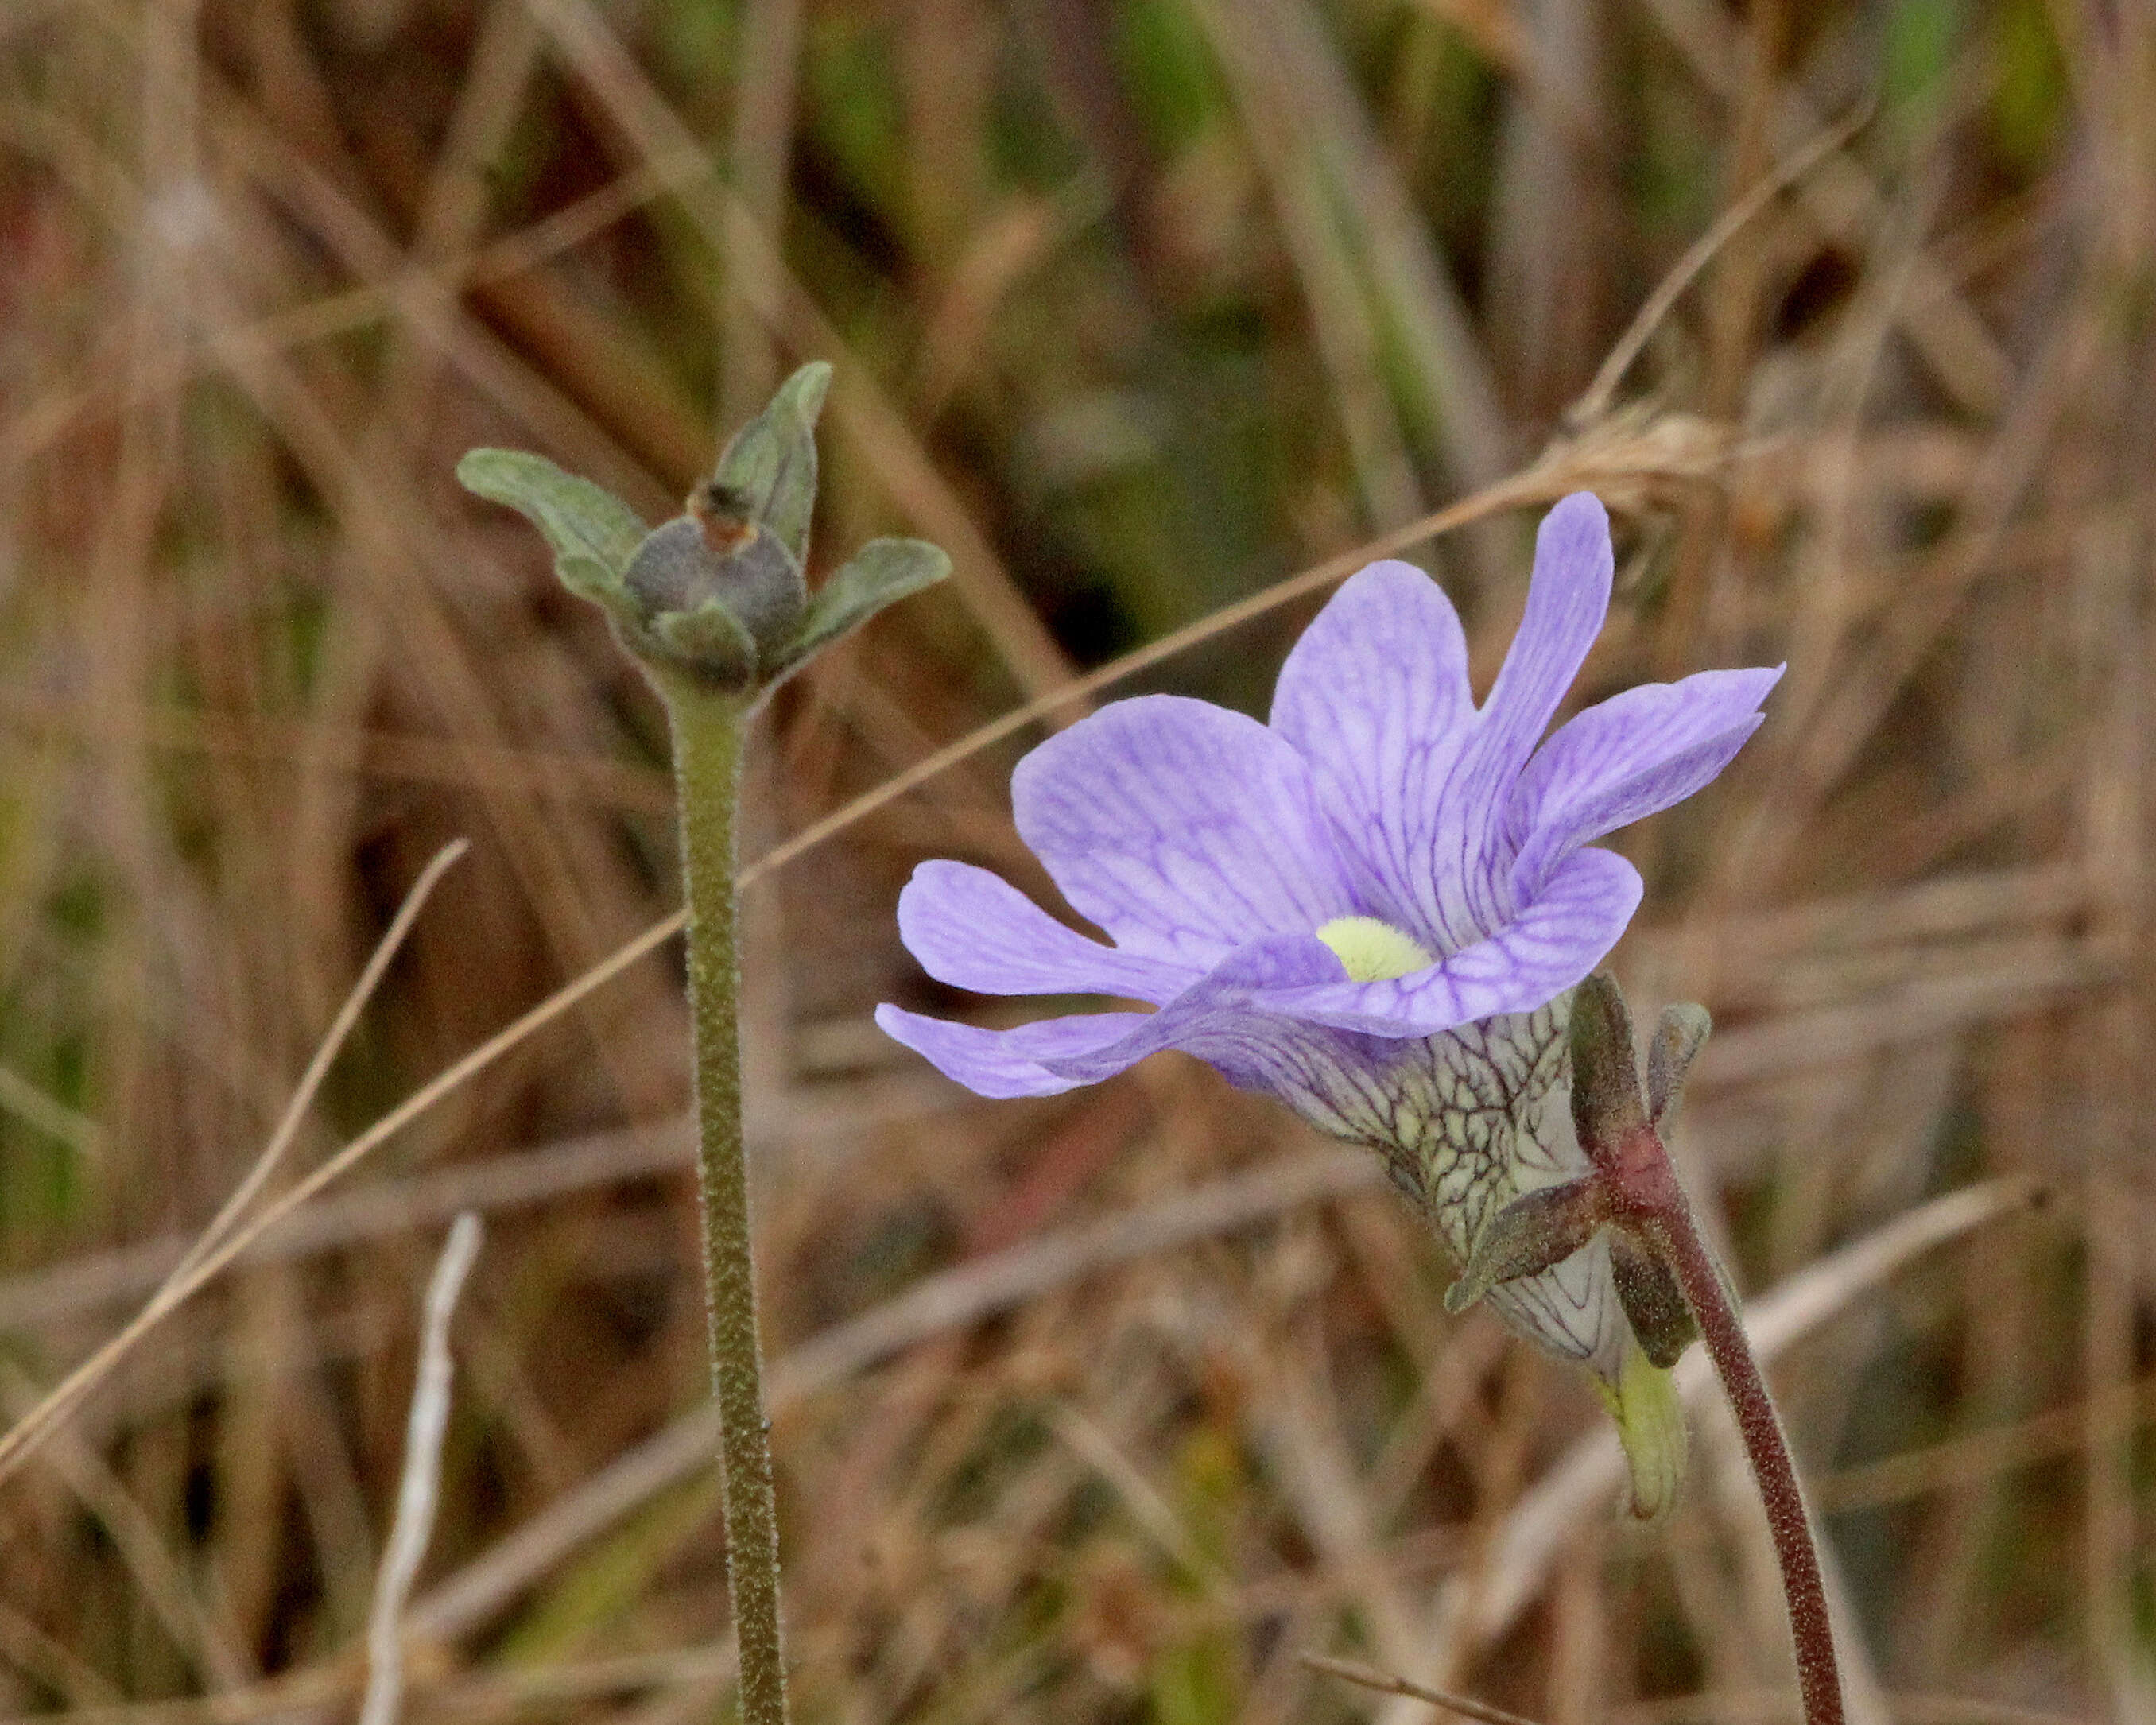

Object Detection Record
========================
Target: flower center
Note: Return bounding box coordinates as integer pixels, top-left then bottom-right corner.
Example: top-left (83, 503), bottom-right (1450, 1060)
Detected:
top-left (1315, 916), bottom-right (1436, 983)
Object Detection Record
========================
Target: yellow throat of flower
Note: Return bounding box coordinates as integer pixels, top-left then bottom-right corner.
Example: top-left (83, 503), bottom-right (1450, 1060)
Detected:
top-left (1315, 916), bottom-right (1436, 983)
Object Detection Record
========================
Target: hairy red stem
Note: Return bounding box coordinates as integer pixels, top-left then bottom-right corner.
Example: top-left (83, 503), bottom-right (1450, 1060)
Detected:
top-left (1644, 1186), bottom-right (1844, 1725)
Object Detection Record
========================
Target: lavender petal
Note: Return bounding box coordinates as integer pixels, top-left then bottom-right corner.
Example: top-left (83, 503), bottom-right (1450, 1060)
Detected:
top-left (1013, 695), bottom-right (1359, 970)
top-left (896, 860), bottom-right (1192, 1003)
top-left (1445, 494), bottom-right (1615, 936)
top-left (871, 1005), bottom-right (1154, 1099)
top-left (1258, 847), bottom-right (1642, 1034)
top-left (1505, 666), bottom-right (1783, 892)
top-left (1033, 934), bottom-right (1350, 1084)
top-left (1269, 560), bottom-right (1479, 951)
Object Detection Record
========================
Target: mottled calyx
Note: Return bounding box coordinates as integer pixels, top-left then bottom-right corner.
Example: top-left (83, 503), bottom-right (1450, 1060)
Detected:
top-left (1315, 915), bottom-right (1435, 983)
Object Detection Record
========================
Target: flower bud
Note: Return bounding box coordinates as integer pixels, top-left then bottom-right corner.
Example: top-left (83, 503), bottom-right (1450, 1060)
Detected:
top-left (619, 488), bottom-right (808, 691)
top-left (625, 492), bottom-right (806, 639)
top-left (459, 362), bottom-right (948, 704)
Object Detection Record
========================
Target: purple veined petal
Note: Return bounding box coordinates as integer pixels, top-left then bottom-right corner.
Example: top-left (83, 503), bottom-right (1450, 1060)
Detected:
top-left (1256, 846), bottom-right (1642, 1035)
top-left (1269, 560), bottom-right (1480, 952)
top-left (1480, 494), bottom-right (1616, 755)
top-left (1506, 665), bottom-right (1784, 894)
top-left (896, 860), bottom-right (1193, 1005)
top-left (1012, 695), bottom-right (1359, 970)
top-left (1032, 933), bottom-right (1350, 1085)
top-left (872, 1004), bottom-right (1154, 1099)
top-left (1444, 494), bottom-right (1616, 937)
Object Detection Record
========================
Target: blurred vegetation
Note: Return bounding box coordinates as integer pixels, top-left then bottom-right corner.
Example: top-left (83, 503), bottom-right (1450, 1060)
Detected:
top-left (0, 1), bottom-right (2149, 1724)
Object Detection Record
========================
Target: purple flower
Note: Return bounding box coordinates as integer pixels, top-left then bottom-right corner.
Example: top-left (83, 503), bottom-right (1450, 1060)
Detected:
top-left (877, 494), bottom-right (1778, 1404)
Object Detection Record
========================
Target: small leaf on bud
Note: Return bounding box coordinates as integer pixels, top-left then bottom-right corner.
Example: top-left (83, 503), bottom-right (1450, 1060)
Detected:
top-left (772, 537), bottom-right (952, 674)
top-left (455, 448), bottom-right (646, 611)
top-left (650, 599), bottom-right (759, 686)
top-left (709, 360), bottom-right (831, 565)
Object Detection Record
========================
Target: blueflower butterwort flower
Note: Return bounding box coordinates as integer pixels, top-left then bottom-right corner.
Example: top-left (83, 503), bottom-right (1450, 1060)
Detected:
top-left (876, 494), bottom-right (1781, 1514)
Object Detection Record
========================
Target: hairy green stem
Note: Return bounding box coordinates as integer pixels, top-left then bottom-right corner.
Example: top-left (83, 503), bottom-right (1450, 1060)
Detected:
top-left (665, 680), bottom-right (788, 1725)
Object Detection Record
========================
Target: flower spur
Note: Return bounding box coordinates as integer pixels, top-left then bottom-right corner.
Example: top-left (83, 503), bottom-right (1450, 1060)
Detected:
top-left (876, 493), bottom-right (1781, 1513)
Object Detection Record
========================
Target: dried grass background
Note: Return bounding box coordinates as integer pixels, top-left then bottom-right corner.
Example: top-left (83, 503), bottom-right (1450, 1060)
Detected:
top-left (0, 1), bottom-right (2148, 1723)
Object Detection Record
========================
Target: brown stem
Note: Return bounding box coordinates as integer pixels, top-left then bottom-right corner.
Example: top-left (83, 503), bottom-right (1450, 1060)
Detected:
top-left (1646, 1195), bottom-right (1844, 1725)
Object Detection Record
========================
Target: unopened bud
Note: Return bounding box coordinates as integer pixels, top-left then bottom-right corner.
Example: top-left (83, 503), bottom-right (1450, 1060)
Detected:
top-left (620, 500), bottom-right (808, 690)
top-left (460, 362), bottom-right (946, 704)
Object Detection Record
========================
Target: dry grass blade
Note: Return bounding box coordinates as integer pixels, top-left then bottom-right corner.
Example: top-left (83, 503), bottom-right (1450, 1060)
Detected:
top-left (0, 905), bottom-right (688, 1481)
top-left (359, 1213), bottom-right (483, 1725)
top-left (0, 1065), bottom-right (103, 1163)
top-left (0, 1120), bottom-right (691, 1330)
top-left (1300, 1652), bottom-right (1549, 1725)
top-left (0, 839), bottom-right (471, 1488)
top-left (1569, 98), bottom-right (1878, 428)
top-left (170, 840), bottom-right (471, 1287)
top-left (408, 1147), bottom-right (1385, 1643)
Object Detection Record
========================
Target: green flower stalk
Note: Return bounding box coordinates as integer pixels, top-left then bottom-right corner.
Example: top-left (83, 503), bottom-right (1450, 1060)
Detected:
top-left (460, 365), bottom-right (949, 1725)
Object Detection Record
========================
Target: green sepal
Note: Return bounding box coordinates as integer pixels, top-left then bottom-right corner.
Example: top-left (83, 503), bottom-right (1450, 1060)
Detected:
top-left (456, 448), bottom-right (647, 611)
top-left (1569, 972), bottom-right (1648, 1158)
top-left (709, 361), bottom-right (832, 567)
top-left (1444, 1177), bottom-right (1607, 1315)
top-left (1646, 1002), bottom-right (1712, 1126)
top-left (649, 599), bottom-right (759, 692)
top-left (1609, 1231), bottom-right (1700, 1368)
top-left (1592, 1335), bottom-right (1689, 1521)
top-left (769, 537), bottom-right (952, 677)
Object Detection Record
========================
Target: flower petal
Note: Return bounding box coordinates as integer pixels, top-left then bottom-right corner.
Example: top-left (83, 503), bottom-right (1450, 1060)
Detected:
top-left (1506, 666), bottom-right (1783, 893)
top-left (871, 1004), bottom-right (1152, 1099)
top-left (1269, 560), bottom-right (1479, 949)
top-left (1033, 935), bottom-right (1351, 1086)
top-left (1258, 847), bottom-right (1642, 1034)
top-left (896, 860), bottom-right (1191, 1004)
top-left (1012, 696), bottom-right (1358, 968)
top-left (1480, 494), bottom-right (1616, 761)
top-left (874, 938), bottom-right (1352, 1101)
top-left (1446, 494), bottom-right (1616, 936)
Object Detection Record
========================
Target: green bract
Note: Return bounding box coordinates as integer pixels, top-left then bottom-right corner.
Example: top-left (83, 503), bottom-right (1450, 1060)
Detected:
top-left (457, 362), bottom-right (950, 697)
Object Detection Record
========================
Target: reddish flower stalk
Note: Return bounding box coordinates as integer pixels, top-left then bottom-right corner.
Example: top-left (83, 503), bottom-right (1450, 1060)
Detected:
top-left (1571, 974), bottom-right (1844, 1725)
top-left (1638, 1195), bottom-right (1844, 1725)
